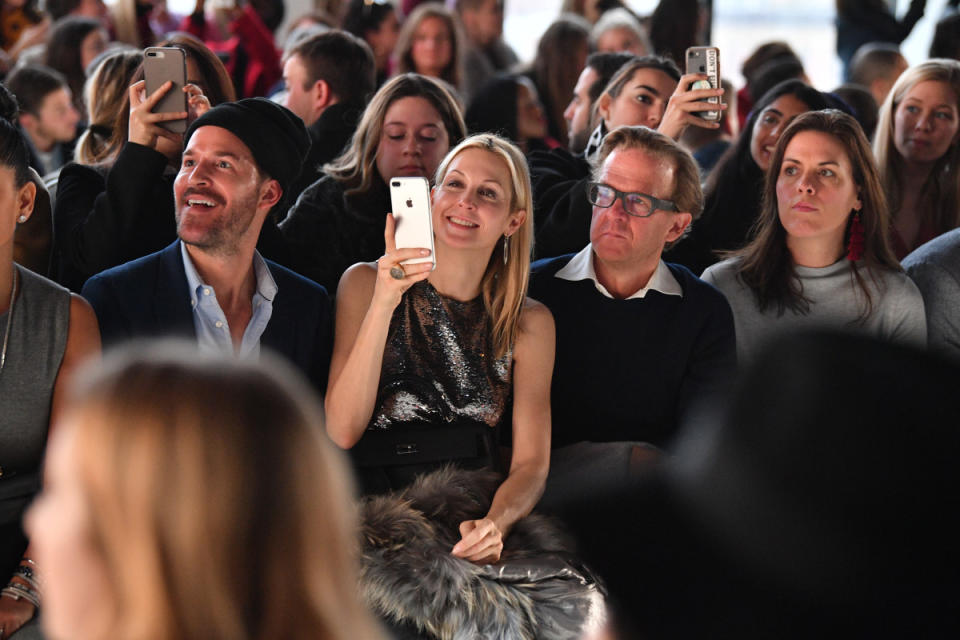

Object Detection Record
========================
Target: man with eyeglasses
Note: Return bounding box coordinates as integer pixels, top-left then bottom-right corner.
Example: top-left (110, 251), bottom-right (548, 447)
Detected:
top-left (530, 125), bottom-right (735, 504)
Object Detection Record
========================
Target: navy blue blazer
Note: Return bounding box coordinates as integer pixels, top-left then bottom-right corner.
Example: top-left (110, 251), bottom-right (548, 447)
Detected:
top-left (81, 241), bottom-right (333, 391)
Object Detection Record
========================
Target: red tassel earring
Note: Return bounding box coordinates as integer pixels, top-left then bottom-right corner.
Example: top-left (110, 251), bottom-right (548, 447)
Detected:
top-left (846, 210), bottom-right (864, 261)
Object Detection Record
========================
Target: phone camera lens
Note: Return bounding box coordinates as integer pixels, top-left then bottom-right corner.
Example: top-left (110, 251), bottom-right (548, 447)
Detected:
top-left (391, 181), bottom-right (400, 187)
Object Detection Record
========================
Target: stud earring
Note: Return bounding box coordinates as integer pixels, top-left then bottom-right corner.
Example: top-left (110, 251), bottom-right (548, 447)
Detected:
top-left (17, 215), bottom-right (26, 223)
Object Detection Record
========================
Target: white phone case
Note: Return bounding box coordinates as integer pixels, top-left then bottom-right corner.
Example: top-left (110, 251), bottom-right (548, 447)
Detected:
top-left (390, 177), bottom-right (436, 268)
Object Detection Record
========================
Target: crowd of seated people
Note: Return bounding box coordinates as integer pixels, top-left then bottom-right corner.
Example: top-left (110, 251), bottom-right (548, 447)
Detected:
top-left (1, 0), bottom-right (960, 638)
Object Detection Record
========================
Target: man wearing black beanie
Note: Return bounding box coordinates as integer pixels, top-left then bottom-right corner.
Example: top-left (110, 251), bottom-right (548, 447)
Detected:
top-left (82, 99), bottom-right (334, 391)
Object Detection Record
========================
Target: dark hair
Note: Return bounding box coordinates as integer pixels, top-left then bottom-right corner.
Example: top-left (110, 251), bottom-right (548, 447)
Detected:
top-left (649, 0), bottom-right (700, 66)
top-left (836, 0), bottom-right (891, 17)
top-left (465, 73), bottom-right (521, 141)
top-left (930, 13), bottom-right (960, 60)
top-left (164, 33), bottom-right (236, 106)
top-left (0, 118), bottom-right (34, 187)
top-left (43, 16), bottom-right (105, 113)
top-left (602, 54), bottom-right (681, 99)
top-left (4, 65), bottom-right (69, 115)
top-left (741, 42), bottom-right (799, 84)
top-left (736, 110), bottom-right (900, 318)
top-left (849, 42), bottom-right (905, 88)
top-left (342, 0), bottom-right (396, 36)
top-left (832, 83), bottom-right (878, 140)
top-left (691, 81), bottom-right (839, 267)
top-left (0, 84), bottom-right (19, 122)
top-left (248, 0), bottom-right (285, 32)
top-left (585, 51), bottom-right (637, 104)
top-left (284, 30), bottom-right (376, 106)
top-left (527, 14), bottom-right (590, 147)
top-left (101, 34), bottom-right (236, 167)
top-left (748, 57), bottom-right (806, 103)
top-left (42, 0), bottom-right (82, 21)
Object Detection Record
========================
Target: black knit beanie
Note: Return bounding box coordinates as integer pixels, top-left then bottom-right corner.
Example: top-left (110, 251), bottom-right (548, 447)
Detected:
top-left (184, 98), bottom-right (310, 193)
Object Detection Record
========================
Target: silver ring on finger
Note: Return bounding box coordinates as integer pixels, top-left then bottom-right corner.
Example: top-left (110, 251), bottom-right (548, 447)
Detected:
top-left (390, 265), bottom-right (405, 280)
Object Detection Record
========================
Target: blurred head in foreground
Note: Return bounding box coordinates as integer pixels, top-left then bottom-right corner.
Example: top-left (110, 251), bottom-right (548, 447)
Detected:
top-left (27, 342), bottom-right (383, 640)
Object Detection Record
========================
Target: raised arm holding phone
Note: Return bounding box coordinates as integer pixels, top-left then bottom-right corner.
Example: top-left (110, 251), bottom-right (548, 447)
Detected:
top-left (53, 37), bottom-right (232, 292)
top-left (325, 134), bottom-right (554, 564)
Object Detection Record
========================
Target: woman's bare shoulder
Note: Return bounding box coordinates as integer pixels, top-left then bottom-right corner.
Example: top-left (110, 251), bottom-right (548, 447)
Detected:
top-left (337, 261), bottom-right (379, 299)
top-left (518, 296), bottom-right (554, 335)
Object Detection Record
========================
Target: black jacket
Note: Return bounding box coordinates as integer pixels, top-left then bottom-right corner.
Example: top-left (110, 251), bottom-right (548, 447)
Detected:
top-left (528, 147), bottom-right (592, 260)
top-left (279, 175), bottom-right (391, 294)
top-left (81, 240), bottom-right (333, 391)
top-left (287, 101), bottom-right (365, 204)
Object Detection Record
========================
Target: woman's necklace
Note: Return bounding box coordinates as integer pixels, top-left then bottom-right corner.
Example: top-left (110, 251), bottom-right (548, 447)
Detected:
top-left (0, 268), bottom-right (17, 374)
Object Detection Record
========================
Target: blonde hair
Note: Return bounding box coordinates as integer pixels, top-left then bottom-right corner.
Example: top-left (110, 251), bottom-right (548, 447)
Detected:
top-left (325, 73), bottom-right (466, 196)
top-left (874, 59), bottom-right (960, 237)
top-left (75, 48), bottom-right (143, 165)
top-left (111, 0), bottom-right (144, 48)
top-left (64, 344), bottom-right (383, 640)
top-left (434, 134), bottom-right (533, 358)
top-left (393, 2), bottom-right (464, 89)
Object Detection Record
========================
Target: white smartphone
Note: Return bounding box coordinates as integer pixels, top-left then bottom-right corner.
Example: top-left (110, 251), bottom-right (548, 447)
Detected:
top-left (389, 176), bottom-right (436, 268)
top-left (685, 46), bottom-right (721, 122)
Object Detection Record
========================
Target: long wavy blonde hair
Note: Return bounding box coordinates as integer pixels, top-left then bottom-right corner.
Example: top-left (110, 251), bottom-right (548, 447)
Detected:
top-left (61, 344), bottom-right (384, 640)
top-left (434, 134), bottom-right (533, 358)
top-left (874, 59), bottom-right (960, 237)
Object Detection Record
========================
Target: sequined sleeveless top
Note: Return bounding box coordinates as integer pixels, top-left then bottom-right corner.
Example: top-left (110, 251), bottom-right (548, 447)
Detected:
top-left (369, 280), bottom-right (512, 431)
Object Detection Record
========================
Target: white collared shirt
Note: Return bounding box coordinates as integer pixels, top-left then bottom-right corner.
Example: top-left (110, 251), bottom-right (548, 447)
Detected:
top-left (181, 242), bottom-right (277, 358)
top-left (554, 244), bottom-right (683, 300)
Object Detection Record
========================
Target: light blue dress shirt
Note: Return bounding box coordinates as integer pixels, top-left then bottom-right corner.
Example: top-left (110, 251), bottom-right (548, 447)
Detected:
top-left (180, 243), bottom-right (277, 359)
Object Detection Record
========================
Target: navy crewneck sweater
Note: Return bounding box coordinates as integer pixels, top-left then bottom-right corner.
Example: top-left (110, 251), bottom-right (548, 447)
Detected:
top-left (529, 254), bottom-right (736, 449)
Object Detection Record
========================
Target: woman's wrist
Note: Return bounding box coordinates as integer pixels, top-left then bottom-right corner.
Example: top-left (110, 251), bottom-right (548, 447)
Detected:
top-left (3, 558), bottom-right (41, 608)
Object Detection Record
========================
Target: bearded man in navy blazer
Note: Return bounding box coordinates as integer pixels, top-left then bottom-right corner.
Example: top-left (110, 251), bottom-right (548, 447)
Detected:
top-left (82, 98), bottom-right (332, 390)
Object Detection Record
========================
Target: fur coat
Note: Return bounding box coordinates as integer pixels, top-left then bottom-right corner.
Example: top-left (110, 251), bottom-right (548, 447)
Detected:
top-left (359, 466), bottom-right (606, 639)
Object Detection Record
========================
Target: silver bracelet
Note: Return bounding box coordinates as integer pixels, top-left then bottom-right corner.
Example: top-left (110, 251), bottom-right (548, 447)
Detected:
top-left (1, 584), bottom-right (40, 609)
top-left (12, 564), bottom-right (39, 589)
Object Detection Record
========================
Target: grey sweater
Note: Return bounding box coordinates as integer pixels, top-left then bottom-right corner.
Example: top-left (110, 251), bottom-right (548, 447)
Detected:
top-left (702, 257), bottom-right (926, 364)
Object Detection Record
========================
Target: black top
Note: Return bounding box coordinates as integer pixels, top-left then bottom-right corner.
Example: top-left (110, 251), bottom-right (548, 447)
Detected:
top-left (527, 147), bottom-right (592, 260)
top-left (287, 101), bottom-right (365, 205)
top-left (529, 254), bottom-right (736, 449)
top-left (279, 174), bottom-right (391, 294)
top-left (53, 142), bottom-right (176, 292)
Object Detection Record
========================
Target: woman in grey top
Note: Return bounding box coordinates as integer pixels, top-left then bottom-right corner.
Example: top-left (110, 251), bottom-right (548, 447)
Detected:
top-left (702, 110), bottom-right (925, 364)
top-left (0, 120), bottom-right (100, 639)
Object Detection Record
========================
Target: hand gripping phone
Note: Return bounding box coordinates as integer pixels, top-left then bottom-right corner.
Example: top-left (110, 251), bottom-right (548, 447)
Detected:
top-left (143, 46), bottom-right (188, 133)
top-left (390, 177), bottom-right (436, 268)
top-left (686, 46), bottom-right (721, 122)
